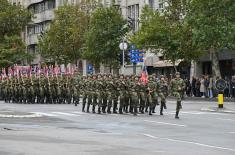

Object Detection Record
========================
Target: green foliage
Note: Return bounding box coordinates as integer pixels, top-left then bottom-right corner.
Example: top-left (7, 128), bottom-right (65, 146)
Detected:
top-left (38, 4), bottom-right (90, 64)
top-left (132, 1), bottom-right (202, 66)
top-left (186, 0), bottom-right (235, 50)
top-left (0, 0), bottom-right (32, 68)
top-left (83, 6), bottom-right (128, 68)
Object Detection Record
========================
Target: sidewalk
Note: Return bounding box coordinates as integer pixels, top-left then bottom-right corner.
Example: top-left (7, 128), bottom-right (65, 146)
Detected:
top-left (201, 106), bottom-right (235, 114)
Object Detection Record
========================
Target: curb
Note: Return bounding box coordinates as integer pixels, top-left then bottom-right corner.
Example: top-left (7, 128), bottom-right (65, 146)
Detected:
top-left (201, 107), bottom-right (235, 114)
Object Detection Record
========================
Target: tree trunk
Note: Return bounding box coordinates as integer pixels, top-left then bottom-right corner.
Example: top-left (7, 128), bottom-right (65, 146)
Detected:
top-left (210, 48), bottom-right (221, 78)
top-left (173, 61), bottom-right (177, 73)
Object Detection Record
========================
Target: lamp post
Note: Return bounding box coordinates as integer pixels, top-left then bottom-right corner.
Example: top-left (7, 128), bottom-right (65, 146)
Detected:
top-left (119, 38), bottom-right (128, 74)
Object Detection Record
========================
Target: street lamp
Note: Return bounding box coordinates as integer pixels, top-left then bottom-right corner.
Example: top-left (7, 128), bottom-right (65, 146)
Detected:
top-left (119, 38), bottom-right (128, 74)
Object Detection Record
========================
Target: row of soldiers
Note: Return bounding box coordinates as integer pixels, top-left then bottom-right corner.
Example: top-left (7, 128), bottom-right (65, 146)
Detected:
top-left (0, 72), bottom-right (185, 118)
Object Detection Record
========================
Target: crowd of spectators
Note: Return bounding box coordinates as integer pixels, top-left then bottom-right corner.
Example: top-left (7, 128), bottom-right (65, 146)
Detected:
top-left (184, 75), bottom-right (235, 99)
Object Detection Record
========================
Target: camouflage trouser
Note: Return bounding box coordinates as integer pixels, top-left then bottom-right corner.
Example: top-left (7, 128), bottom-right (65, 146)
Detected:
top-left (97, 91), bottom-right (103, 108)
top-left (119, 91), bottom-right (126, 110)
top-left (172, 92), bottom-right (182, 111)
top-left (131, 91), bottom-right (139, 114)
top-left (102, 92), bottom-right (107, 108)
top-left (139, 92), bottom-right (146, 109)
top-left (112, 91), bottom-right (119, 111)
top-left (87, 91), bottom-right (92, 105)
top-left (107, 91), bottom-right (112, 108)
top-left (92, 91), bottom-right (98, 106)
top-left (124, 92), bottom-right (131, 110)
top-left (147, 92), bottom-right (156, 109)
top-left (82, 91), bottom-right (87, 104)
top-left (158, 92), bottom-right (166, 103)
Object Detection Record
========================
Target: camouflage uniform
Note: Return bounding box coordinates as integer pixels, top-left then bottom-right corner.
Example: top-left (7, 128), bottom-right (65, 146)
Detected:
top-left (170, 72), bottom-right (186, 119)
top-left (158, 75), bottom-right (168, 115)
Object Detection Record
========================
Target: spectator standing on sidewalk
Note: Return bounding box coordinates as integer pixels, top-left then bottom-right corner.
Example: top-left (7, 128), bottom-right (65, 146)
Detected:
top-left (196, 78), bottom-right (201, 97)
top-left (208, 76), bottom-right (213, 98)
top-left (200, 76), bottom-right (205, 98)
top-left (204, 75), bottom-right (210, 98)
top-left (191, 76), bottom-right (196, 97)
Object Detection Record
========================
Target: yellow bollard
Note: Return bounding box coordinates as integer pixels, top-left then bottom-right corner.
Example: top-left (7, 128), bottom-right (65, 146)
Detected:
top-left (218, 94), bottom-right (224, 108)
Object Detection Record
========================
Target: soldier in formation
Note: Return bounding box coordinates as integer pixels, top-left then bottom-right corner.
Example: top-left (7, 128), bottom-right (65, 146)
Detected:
top-left (0, 72), bottom-right (185, 118)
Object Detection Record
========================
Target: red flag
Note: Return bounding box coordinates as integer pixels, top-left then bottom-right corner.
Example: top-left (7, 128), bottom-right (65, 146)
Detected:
top-left (140, 66), bottom-right (148, 85)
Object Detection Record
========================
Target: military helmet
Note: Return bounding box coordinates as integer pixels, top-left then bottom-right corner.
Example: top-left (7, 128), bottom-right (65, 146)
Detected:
top-left (175, 72), bottom-right (180, 75)
top-left (148, 75), bottom-right (153, 80)
top-left (160, 75), bottom-right (164, 79)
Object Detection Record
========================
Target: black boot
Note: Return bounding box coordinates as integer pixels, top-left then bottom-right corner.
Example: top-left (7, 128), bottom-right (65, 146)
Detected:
top-left (145, 106), bottom-right (148, 112)
top-left (107, 107), bottom-right (111, 114)
top-left (98, 107), bottom-right (101, 114)
top-left (92, 105), bottom-right (96, 113)
top-left (163, 102), bottom-right (167, 109)
top-left (102, 106), bottom-right (106, 113)
top-left (82, 103), bottom-right (85, 112)
top-left (149, 108), bottom-right (152, 115)
top-left (152, 106), bottom-right (156, 113)
top-left (87, 104), bottom-right (90, 113)
top-left (175, 111), bottom-right (179, 119)
top-left (119, 107), bottom-right (123, 114)
top-left (129, 107), bottom-right (133, 113)
top-left (140, 107), bottom-right (144, 114)
top-left (133, 107), bottom-right (138, 116)
top-left (113, 106), bottom-right (117, 113)
top-left (160, 104), bottom-right (164, 115)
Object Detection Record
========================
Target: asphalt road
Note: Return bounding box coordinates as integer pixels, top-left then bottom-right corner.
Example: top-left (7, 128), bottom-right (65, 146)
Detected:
top-left (0, 100), bottom-right (235, 155)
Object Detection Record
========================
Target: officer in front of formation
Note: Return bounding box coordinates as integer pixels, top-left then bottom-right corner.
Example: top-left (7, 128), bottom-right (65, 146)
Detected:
top-left (170, 72), bottom-right (186, 119)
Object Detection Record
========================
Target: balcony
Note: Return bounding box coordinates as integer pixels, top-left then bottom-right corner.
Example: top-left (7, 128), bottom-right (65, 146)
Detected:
top-left (33, 9), bottom-right (55, 23)
top-left (25, 0), bottom-right (45, 7)
top-left (26, 34), bottom-right (38, 45)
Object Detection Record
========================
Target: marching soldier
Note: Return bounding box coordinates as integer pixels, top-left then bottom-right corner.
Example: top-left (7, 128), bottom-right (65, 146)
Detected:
top-left (158, 75), bottom-right (168, 115)
top-left (170, 72), bottom-right (186, 119)
top-left (147, 75), bottom-right (158, 115)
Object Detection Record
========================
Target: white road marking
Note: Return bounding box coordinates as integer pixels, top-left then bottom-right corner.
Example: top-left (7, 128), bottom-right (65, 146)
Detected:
top-left (51, 112), bottom-right (81, 116)
top-left (165, 111), bottom-right (228, 116)
top-left (143, 134), bottom-right (235, 152)
top-left (144, 120), bottom-right (187, 127)
top-left (32, 112), bottom-right (57, 117)
top-left (217, 118), bottom-right (235, 121)
top-left (228, 132), bottom-right (235, 134)
top-left (0, 113), bottom-right (42, 118)
top-left (71, 111), bottom-right (88, 115)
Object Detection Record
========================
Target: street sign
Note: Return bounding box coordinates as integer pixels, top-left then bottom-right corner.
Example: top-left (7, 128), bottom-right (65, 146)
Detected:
top-left (129, 49), bottom-right (144, 63)
top-left (119, 42), bottom-right (128, 50)
top-left (215, 79), bottom-right (226, 91)
top-left (87, 64), bottom-right (93, 73)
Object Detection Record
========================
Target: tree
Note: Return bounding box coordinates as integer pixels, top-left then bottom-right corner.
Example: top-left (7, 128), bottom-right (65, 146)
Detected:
top-left (132, 1), bottom-right (201, 72)
top-left (38, 4), bottom-right (90, 65)
top-left (83, 6), bottom-right (128, 69)
top-left (186, 0), bottom-right (235, 78)
top-left (0, 0), bottom-right (32, 68)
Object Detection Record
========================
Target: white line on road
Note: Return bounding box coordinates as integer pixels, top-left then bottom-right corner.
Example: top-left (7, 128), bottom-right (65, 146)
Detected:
top-left (143, 134), bottom-right (235, 152)
top-left (32, 112), bottom-right (57, 117)
top-left (228, 132), bottom-right (235, 134)
top-left (51, 112), bottom-right (81, 116)
top-left (216, 118), bottom-right (235, 121)
top-left (71, 111), bottom-right (88, 115)
top-left (144, 120), bottom-right (187, 127)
